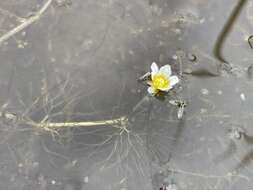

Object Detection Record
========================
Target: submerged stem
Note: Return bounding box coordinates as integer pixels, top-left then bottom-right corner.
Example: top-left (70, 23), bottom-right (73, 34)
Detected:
top-left (0, 0), bottom-right (52, 45)
top-left (30, 116), bottom-right (128, 129)
top-left (0, 110), bottom-right (128, 131)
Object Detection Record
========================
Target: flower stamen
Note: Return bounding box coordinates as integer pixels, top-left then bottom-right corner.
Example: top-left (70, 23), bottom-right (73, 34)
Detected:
top-left (152, 73), bottom-right (170, 89)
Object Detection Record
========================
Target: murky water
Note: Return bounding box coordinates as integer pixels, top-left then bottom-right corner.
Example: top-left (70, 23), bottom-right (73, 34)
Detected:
top-left (1, 0), bottom-right (253, 189)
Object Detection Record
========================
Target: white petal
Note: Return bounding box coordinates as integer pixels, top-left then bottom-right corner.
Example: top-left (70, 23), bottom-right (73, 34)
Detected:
top-left (159, 64), bottom-right (171, 77)
top-left (147, 87), bottom-right (157, 95)
top-left (151, 62), bottom-right (159, 73)
top-left (151, 62), bottom-right (159, 79)
top-left (169, 75), bottom-right (179, 87)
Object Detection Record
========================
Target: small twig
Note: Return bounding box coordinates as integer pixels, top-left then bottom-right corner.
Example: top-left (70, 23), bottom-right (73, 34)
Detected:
top-left (0, 0), bottom-right (52, 45)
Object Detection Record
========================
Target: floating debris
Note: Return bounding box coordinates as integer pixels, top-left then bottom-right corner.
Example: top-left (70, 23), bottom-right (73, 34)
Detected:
top-left (201, 88), bottom-right (209, 95)
top-left (169, 100), bottom-right (187, 119)
top-left (231, 131), bottom-right (241, 139)
top-left (248, 35), bottom-right (253, 49)
top-left (187, 53), bottom-right (197, 62)
top-left (229, 128), bottom-right (244, 140)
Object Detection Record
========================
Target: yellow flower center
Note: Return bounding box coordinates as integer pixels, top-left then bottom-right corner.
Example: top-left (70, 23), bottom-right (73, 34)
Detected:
top-left (152, 73), bottom-right (170, 89)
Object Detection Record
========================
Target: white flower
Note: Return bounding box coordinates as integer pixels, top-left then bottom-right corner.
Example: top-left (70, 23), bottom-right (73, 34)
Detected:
top-left (147, 62), bottom-right (179, 95)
